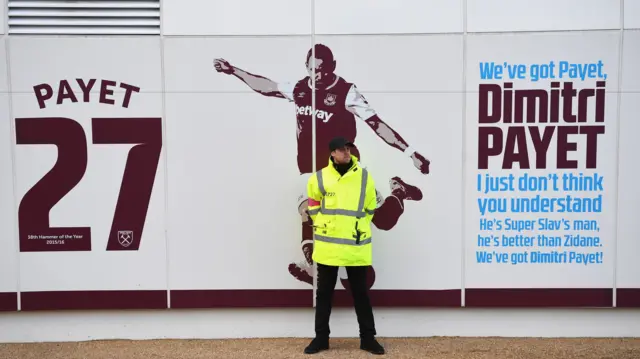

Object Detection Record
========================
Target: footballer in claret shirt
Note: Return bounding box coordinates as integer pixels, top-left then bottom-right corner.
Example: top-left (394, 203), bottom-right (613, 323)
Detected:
top-left (214, 44), bottom-right (431, 286)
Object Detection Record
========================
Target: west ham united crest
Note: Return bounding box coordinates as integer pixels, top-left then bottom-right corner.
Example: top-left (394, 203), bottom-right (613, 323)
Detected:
top-left (324, 93), bottom-right (336, 106)
top-left (118, 230), bottom-right (133, 247)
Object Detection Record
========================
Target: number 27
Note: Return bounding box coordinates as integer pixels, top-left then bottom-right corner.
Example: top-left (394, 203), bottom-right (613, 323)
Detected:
top-left (15, 117), bottom-right (162, 252)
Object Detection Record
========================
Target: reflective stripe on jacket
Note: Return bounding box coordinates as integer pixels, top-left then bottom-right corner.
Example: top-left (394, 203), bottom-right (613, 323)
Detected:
top-left (307, 155), bottom-right (377, 266)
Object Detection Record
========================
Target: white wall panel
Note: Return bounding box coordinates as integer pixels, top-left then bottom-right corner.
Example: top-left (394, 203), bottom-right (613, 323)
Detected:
top-left (0, 38), bottom-right (17, 308)
top-left (624, 0), bottom-right (640, 29)
top-left (163, 37), bottom-right (313, 294)
top-left (616, 30), bottom-right (640, 291)
top-left (0, 0), bottom-right (5, 34)
top-left (162, 0), bottom-right (311, 36)
top-left (313, 35), bottom-right (464, 291)
top-left (619, 30), bottom-right (640, 93)
top-left (315, 0), bottom-right (463, 35)
top-left (467, 0), bottom-right (621, 33)
top-left (465, 31), bottom-right (620, 291)
top-left (9, 37), bottom-right (167, 299)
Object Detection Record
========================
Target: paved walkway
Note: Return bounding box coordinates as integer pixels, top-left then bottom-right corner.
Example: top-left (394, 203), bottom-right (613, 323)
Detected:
top-left (1, 337), bottom-right (639, 358)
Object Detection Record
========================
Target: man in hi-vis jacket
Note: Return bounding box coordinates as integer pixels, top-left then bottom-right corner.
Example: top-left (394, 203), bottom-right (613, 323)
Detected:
top-left (304, 136), bottom-right (384, 355)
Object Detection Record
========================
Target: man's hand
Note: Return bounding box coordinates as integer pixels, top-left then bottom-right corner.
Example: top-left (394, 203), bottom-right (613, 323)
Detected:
top-left (214, 58), bottom-right (234, 74)
top-left (410, 151), bottom-right (431, 174)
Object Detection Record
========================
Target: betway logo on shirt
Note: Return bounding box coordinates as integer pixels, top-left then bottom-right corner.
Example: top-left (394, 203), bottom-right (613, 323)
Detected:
top-left (296, 105), bottom-right (334, 122)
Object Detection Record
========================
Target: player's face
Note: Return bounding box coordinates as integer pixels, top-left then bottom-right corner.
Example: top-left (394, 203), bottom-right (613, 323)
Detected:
top-left (332, 146), bottom-right (351, 164)
top-left (307, 57), bottom-right (329, 85)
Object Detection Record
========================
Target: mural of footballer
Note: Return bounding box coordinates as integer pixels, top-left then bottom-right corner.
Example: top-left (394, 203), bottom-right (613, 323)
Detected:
top-left (213, 44), bottom-right (430, 289)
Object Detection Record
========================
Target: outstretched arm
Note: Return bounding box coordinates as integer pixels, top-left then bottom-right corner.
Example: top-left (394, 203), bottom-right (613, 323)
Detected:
top-left (364, 115), bottom-right (410, 152)
top-left (213, 58), bottom-right (293, 100)
top-left (345, 85), bottom-right (431, 174)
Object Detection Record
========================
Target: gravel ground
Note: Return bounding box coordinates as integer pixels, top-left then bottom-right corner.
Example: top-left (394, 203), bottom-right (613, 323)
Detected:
top-left (1, 337), bottom-right (639, 359)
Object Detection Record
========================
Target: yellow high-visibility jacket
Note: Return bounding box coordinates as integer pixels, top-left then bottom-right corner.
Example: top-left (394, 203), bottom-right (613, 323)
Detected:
top-left (306, 155), bottom-right (377, 266)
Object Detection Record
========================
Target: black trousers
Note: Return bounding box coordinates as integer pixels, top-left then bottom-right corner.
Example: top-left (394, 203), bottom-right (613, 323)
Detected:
top-left (314, 262), bottom-right (376, 339)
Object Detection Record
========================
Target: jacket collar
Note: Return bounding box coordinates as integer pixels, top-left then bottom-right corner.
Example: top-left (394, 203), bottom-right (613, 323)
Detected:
top-left (327, 154), bottom-right (360, 176)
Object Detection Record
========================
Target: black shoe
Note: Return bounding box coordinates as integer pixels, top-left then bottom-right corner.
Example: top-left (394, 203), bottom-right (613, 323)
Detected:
top-left (360, 337), bottom-right (385, 355)
top-left (304, 337), bottom-right (329, 354)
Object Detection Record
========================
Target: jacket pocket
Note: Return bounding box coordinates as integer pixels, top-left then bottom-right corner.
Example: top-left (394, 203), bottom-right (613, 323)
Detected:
top-left (313, 215), bottom-right (334, 236)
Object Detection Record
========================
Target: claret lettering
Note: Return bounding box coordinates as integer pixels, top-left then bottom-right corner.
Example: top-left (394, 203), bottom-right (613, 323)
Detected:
top-left (33, 79), bottom-right (141, 109)
top-left (477, 81), bottom-right (606, 170)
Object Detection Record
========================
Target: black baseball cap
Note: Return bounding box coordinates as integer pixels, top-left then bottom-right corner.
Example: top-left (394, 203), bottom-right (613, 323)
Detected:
top-left (329, 136), bottom-right (354, 151)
